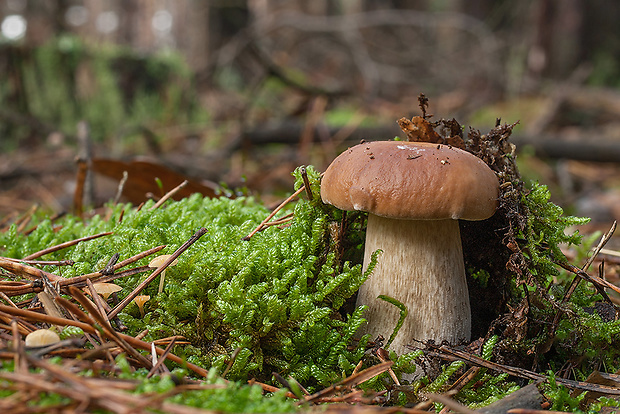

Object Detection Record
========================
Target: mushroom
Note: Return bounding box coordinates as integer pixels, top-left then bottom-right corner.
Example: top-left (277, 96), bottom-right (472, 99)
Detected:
top-left (133, 295), bottom-right (150, 317)
top-left (149, 255), bottom-right (179, 294)
top-left (25, 329), bottom-right (61, 347)
top-left (321, 140), bottom-right (499, 355)
top-left (92, 283), bottom-right (123, 300)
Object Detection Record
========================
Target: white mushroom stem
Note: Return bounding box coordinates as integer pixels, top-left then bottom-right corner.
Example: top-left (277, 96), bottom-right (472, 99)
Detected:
top-left (157, 270), bottom-right (168, 294)
top-left (149, 255), bottom-right (178, 295)
top-left (357, 214), bottom-right (471, 355)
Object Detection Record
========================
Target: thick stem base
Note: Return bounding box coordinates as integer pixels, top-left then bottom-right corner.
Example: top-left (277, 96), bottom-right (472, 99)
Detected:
top-left (358, 214), bottom-right (471, 355)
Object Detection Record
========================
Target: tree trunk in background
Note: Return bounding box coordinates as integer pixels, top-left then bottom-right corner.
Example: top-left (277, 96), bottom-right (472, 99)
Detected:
top-left (581, 0), bottom-right (620, 85)
top-left (80, 0), bottom-right (105, 41)
top-left (117, 0), bottom-right (139, 45)
top-left (3, 0), bottom-right (620, 88)
top-left (24, 0), bottom-right (64, 45)
top-left (121, 0), bottom-right (155, 52)
top-left (184, 0), bottom-right (211, 72)
top-left (530, 0), bottom-right (583, 80)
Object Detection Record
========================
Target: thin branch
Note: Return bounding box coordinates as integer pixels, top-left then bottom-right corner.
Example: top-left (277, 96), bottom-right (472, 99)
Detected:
top-left (69, 286), bottom-right (153, 369)
top-left (150, 180), bottom-right (188, 210)
top-left (1, 258), bottom-right (74, 266)
top-left (261, 213), bottom-right (294, 227)
top-left (57, 245), bottom-right (166, 287)
top-left (0, 258), bottom-right (63, 282)
top-left (86, 279), bottom-right (111, 327)
top-left (562, 220), bottom-right (617, 301)
top-left (431, 345), bottom-right (620, 395)
top-left (0, 303), bottom-right (209, 378)
top-left (23, 232), bottom-right (113, 260)
top-left (547, 220), bottom-right (619, 341)
top-left (107, 228), bottom-right (207, 320)
top-left (243, 186), bottom-right (305, 240)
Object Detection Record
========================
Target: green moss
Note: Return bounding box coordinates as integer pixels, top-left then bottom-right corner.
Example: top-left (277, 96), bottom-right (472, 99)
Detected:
top-left (2, 35), bottom-right (207, 149)
top-left (520, 181), bottom-right (589, 283)
top-left (1, 167), bottom-right (368, 389)
top-left (3, 156), bottom-right (620, 411)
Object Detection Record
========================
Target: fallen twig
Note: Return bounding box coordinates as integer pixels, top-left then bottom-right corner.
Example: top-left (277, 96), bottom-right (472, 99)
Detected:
top-left (0, 258), bottom-right (63, 283)
top-left (426, 391), bottom-right (477, 414)
top-left (58, 244), bottom-right (166, 287)
top-left (554, 260), bottom-right (620, 297)
top-left (1, 258), bottom-right (75, 266)
top-left (243, 185), bottom-right (305, 240)
top-left (430, 345), bottom-right (620, 395)
top-left (600, 248), bottom-right (620, 259)
top-left (23, 231), bottom-right (113, 260)
top-left (62, 265), bottom-right (151, 290)
top-left (107, 227), bottom-right (207, 319)
top-left (560, 220), bottom-right (616, 303)
top-left (0, 280), bottom-right (43, 297)
top-left (305, 361), bottom-right (393, 403)
top-left (150, 180), bottom-right (188, 210)
top-left (0, 303), bottom-right (209, 377)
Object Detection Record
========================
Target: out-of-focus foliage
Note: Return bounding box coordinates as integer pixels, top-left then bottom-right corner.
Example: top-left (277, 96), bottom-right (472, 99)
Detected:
top-left (0, 35), bottom-right (207, 150)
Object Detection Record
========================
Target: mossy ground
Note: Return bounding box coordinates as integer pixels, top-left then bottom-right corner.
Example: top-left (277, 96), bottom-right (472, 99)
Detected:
top-left (1, 128), bottom-right (620, 411)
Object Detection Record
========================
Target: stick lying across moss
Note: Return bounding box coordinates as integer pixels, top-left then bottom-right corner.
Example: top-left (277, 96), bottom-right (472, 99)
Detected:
top-left (0, 166), bottom-right (374, 388)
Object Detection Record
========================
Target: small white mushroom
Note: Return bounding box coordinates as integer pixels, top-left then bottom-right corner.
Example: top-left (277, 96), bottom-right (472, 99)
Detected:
top-left (25, 329), bottom-right (61, 347)
top-left (149, 255), bottom-right (179, 294)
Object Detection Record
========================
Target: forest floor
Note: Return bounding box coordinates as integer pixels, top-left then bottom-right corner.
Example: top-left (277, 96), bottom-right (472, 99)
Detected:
top-left (2, 87), bottom-right (620, 412)
top-left (2, 87), bottom-right (620, 244)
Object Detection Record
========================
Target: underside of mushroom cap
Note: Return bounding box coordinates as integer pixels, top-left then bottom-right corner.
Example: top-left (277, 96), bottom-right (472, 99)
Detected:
top-left (321, 140), bottom-right (500, 220)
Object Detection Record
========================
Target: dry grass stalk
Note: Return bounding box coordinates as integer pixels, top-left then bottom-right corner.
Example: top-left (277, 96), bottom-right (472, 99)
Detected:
top-left (23, 231), bottom-right (113, 260)
top-left (150, 180), bottom-right (188, 210)
top-left (243, 185), bottom-right (305, 240)
top-left (15, 204), bottom-right (37, 234)
top-left (0, 303), bottom-right (209, 377)
top-left (107, 227), bottom-right (207, 320)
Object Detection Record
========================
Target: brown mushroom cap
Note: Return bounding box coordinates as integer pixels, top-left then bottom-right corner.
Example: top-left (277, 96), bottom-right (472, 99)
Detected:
top-left (321, 141), bottom-right (499, 220)
top-left (133, 295), bottom-right (151, 317)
